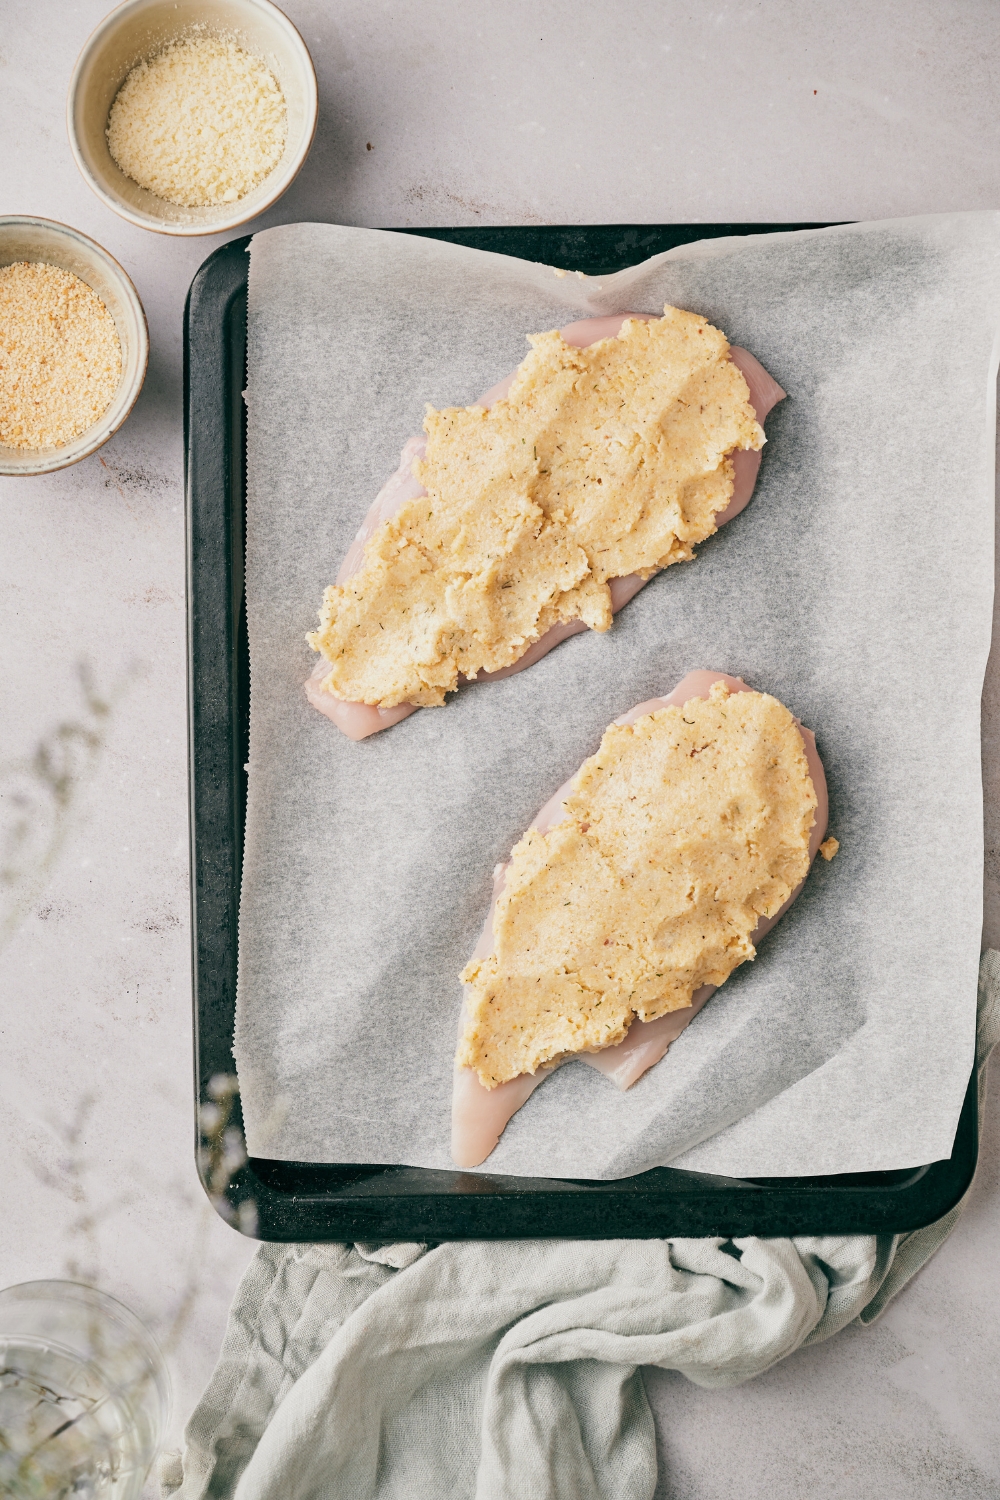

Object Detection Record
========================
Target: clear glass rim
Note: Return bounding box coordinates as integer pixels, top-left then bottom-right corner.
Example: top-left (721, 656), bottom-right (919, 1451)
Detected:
top-left (0, 1279), bottom-right (171, 1436)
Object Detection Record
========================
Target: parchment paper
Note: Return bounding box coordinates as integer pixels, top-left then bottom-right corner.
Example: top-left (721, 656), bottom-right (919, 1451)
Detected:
top-left (235, 214), bottom-right (1000, 1178)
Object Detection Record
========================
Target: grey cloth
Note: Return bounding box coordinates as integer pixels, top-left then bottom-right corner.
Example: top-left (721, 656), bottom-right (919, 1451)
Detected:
top-left (163, 954), bottom-right (1000, 1500)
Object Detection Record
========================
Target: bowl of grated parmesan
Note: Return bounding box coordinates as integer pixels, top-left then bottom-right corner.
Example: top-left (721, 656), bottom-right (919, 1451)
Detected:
top-left (67, 0), bottom-right (317, 236)
top-left (0, 216), bottom-right (148, 476)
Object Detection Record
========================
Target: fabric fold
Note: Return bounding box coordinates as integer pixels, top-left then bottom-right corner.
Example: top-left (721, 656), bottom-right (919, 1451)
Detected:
top-left (165, 952), bottom-right (998, 1500)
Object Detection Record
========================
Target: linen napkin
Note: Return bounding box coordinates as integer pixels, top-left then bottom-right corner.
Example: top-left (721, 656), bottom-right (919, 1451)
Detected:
top-left (163, 953), bottom-right (1000, 1500)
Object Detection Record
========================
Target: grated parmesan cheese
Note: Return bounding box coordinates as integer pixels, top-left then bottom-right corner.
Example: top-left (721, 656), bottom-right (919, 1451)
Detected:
top-left (0, 262), bottom-right (122, 451)
top-left (106, 34), bottom-right (287, 208)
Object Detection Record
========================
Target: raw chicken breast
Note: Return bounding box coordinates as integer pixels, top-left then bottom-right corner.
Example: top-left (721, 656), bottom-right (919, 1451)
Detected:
top-left (306, 319), bottom-right (785, 739)
top-left (451, 670), bottom-right (830, 1169)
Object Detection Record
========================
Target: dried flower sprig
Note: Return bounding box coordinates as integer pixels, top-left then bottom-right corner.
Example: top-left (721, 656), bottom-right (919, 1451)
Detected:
top-left (197, 1075), bottom-right (258, 1238)
top-left (0, 662), bottom-right (133, 956)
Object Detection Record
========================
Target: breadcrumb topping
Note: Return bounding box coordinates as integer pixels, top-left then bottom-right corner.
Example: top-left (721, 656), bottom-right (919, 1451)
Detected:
top-left (458, 683), bottom-right (817, 1088)
top-left (310, 306), bottom-right (764, 708)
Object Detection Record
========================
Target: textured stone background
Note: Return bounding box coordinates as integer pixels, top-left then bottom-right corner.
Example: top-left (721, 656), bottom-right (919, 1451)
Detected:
top-left (2, 3), bottom-right (999, 1494)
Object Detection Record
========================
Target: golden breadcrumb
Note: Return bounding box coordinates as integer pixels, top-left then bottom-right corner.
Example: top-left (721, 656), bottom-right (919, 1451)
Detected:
top-left (0, 262), bottom-right (121, 450)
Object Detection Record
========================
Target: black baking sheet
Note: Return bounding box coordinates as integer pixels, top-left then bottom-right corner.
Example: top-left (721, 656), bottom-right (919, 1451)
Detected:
top-left (185, 225), bottom-right (977, 1241)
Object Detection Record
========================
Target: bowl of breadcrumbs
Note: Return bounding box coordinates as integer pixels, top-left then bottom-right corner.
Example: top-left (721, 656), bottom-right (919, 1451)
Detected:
top-left (67, 0), bottom-right (317, 236)
top-left (0, 217), bottom-right (148, 476)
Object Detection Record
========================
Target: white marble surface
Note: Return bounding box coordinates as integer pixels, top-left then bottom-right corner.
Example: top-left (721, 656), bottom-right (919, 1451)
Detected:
top-left (2, 2), bottom-right (999, 1494)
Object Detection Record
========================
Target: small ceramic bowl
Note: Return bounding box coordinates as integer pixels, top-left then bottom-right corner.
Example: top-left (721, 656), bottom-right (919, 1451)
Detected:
top-left (0, 216), bottom-right (148, 477)
top-left (67, 0), bottom-right (318, 237)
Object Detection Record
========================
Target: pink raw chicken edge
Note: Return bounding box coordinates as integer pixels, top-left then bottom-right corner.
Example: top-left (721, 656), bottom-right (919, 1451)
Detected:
top-left (305, 316), bottom-right (786, 739)
top-left (450, 670), bottom-right (830, 1169)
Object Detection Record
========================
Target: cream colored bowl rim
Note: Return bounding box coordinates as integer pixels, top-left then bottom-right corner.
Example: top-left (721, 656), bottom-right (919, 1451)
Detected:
top-left (0, 215), bottom-right (149, 476)
top-left (65, 0), bottom-right (319, 238)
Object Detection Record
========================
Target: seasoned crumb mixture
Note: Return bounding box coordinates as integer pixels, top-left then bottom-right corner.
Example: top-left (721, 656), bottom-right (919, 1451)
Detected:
top-left (309, 306), bottom-right (764, 708)
top-left (107, 35), bottom-right (287, 207)
top-left (458, 683), bottom-right (817, 1088)
top-left (0, 262), bottom-right (122, 450)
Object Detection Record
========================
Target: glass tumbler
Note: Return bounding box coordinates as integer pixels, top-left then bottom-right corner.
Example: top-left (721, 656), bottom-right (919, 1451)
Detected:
top-left (0, 1280), bottom-right (169, 1499)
